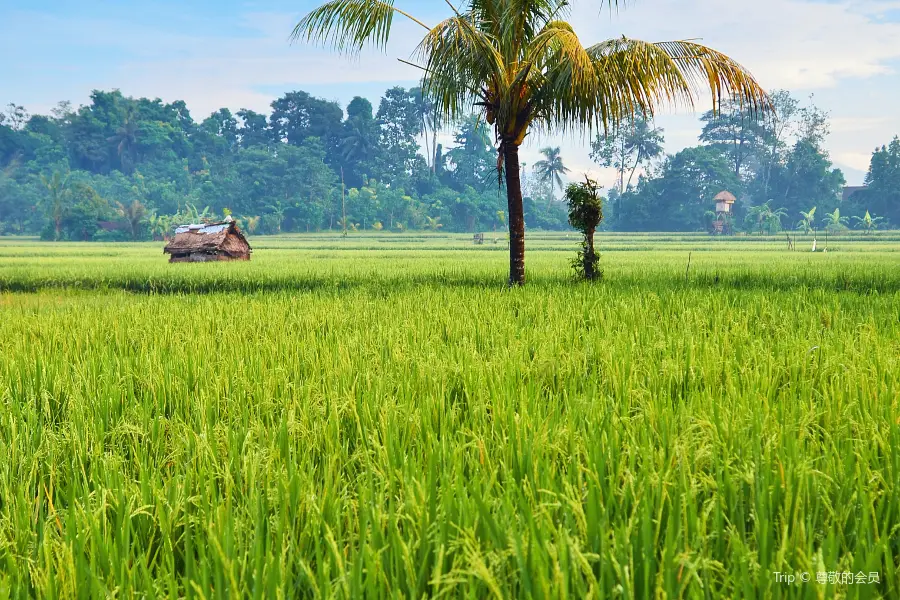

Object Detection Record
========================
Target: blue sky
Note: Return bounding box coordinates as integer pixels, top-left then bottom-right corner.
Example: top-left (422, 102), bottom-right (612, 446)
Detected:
top-left (3, 0), bottom-right (900, 185)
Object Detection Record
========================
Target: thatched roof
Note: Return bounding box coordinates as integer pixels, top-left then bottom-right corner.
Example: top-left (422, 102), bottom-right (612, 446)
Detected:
top-left (714, 190), bottom-right (736, 203)
top-left (163, 221), bottom-right (251, 256)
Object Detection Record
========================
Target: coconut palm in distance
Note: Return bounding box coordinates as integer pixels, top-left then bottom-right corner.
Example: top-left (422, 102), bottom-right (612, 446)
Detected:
top-left (534, 147), bottom-right (570, 200)
top-left (40, 170), bottom-right (71, 241)
top-left (292, 0), bottom-right (769, 285)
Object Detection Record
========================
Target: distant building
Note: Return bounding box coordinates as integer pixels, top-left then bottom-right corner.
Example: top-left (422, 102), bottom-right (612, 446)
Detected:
top-left (714, 190), bottom-right (736, 214)
top-left (711, 191), bottom-right (736, 234)
top-left (842, 186), bottom-right (867, 203)
top-left (163, 221), bottom-right (251, 263)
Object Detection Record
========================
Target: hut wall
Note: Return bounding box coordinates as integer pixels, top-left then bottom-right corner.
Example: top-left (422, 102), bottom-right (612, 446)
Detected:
top-left (169, 251), bottom-right (248, 263)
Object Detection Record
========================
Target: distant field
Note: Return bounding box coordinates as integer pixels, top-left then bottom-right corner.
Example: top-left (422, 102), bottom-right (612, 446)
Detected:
top-left (1, 233), bottom-right (898, 598)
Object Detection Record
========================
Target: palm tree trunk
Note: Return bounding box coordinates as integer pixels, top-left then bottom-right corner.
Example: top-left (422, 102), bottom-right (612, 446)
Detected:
top-left (422, 116), bottom-right (431, 171)
top-left (504, 144), bottom-right (526, 286)
top-left (626, 148), bottom-right (643, 191)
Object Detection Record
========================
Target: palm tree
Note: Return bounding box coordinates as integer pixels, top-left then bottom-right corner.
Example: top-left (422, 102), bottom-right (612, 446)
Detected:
top-left (823, 208), bottom-right (848, 233)
top-left (851, 210), bottom-right (884, 234)
top-left (108, 109), bottom-right (139, 173)
top-left (411, 87), bottom-right (440, 172)
top-left (341, 118), bottom-right (374, 163)
top-left (293, 0), bottom-right (768, 285)
top-left (117, 199), bottom-right (148, 240)
top-left (624, 118), bottom-right (664, 190)
top-left (795, 206), bottom-right (816, 234)
top-left (533, 147), bottom-right (570, 199)
top-left (39, 170), bottom-right (71, 240)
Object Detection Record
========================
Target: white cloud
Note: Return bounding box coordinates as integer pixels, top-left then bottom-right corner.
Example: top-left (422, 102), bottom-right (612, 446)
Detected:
top-left (569, 0), bottom-right (900, 90)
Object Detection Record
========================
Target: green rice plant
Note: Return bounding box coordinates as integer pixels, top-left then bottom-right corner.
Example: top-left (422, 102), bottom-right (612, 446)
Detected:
top-left (0, 233), bottom-right (898, 598)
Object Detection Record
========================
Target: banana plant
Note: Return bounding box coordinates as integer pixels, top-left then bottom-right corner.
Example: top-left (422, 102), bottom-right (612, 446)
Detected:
top-left (851, 210), bottom-right (885, 234)
top-left (823, 208), bottom-right (849, 232)
top-left (746, 201), bottom-right (785, 235)
top-left (148, 212), bottom-right (173, 241)
top-left (795, 207), bottom-right (817, 233)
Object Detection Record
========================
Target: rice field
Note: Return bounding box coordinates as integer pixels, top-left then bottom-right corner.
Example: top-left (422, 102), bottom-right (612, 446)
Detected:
top-left (1, 232), bottom-right (898, 599)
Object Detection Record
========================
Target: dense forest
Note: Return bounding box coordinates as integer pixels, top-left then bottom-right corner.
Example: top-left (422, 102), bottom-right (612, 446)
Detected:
top-left (0, 87), bottom-right (897, 240)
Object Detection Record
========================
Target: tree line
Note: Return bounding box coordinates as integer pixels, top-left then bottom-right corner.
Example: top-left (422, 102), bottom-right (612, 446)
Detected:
top-left (0, 89), bottom-right (570, 240)
top-left (599, 92), bottom-right (899, 233)
top-left (0, 89), bottom-right (897, 240)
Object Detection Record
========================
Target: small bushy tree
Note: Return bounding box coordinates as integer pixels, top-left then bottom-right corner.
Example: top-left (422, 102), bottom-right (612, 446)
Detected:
top-left (565, 177), bottom-right (604, 281)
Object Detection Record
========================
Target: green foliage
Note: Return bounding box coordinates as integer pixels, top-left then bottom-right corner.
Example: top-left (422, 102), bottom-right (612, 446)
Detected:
top-left (602, 91), bottom-right (860, 234)
top-left (591, 115), bottom-right (664, 193)
top-left (533, 147), bottom-right (570, 196)
top-left (796, 206), bottom-right (816, 233)
top-left (851, 210), bottom-right (885, 233)
top-left (746, 200), bottom-right (789, 235)
top-left (2, 83), bottom-right (895, 240)
top-left (616, 146), bottom-right (740, 231)
top-left (565, 178), bottom-right (604, 280)
top-left (699, 98), bottom-right (765, 178)
top-left (857, 136), bottom-right (900, 226)
top-left (823, 207), bottom-right (849, 232)
top-left (0, 234), bottom-right (899, 597)
top-left (0, 87), bottom-right (575, 238)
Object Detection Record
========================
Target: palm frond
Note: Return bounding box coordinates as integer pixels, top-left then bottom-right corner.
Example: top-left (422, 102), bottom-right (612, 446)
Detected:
top-left (416, 15), bottom-right (505, 122)
top-left (291, 0), bottom-right (429, 54)
top-left (539, 37), bottom-right (772, 134)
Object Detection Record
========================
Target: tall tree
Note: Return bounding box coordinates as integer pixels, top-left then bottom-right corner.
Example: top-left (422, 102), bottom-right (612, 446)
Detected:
top-left (236, 109), bottom-right (271, 149)
top-left (755, 90), bottom-right (799, 202)
top-left (40, 170), bottom-right (71, 240)
top-left (4, 104), bottom-right (29, 131)
top-left (444, 115), bottom-right (494, 191)
top-left (374, 87), bottom-right (422, 184)
top-left (199, 108), bottom-right (239, 156)
top-left (108, 107), bottom-right (139, 173)
top-left (858, 136), bottom-right (900, 226)
top-left (591, 115), bottom-right (664, 193)
top-left (269, 91), bottom-right (344, 159)
top-left (768, 139), bottom-right (845, 218)
top-left (533, 147), bottom-right (570, 198)
top-left (699, 98), bottom-right (764, 179)
top-left (293, 0), bottom-right (768, 285)
top-left (340, 97), bottom-right (378, 186)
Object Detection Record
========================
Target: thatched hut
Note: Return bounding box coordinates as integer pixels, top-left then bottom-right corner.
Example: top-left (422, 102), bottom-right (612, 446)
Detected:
top-left (163, 221), bottom-right (251, 263)
top-left (714, 190), bottom-right (736, 214)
